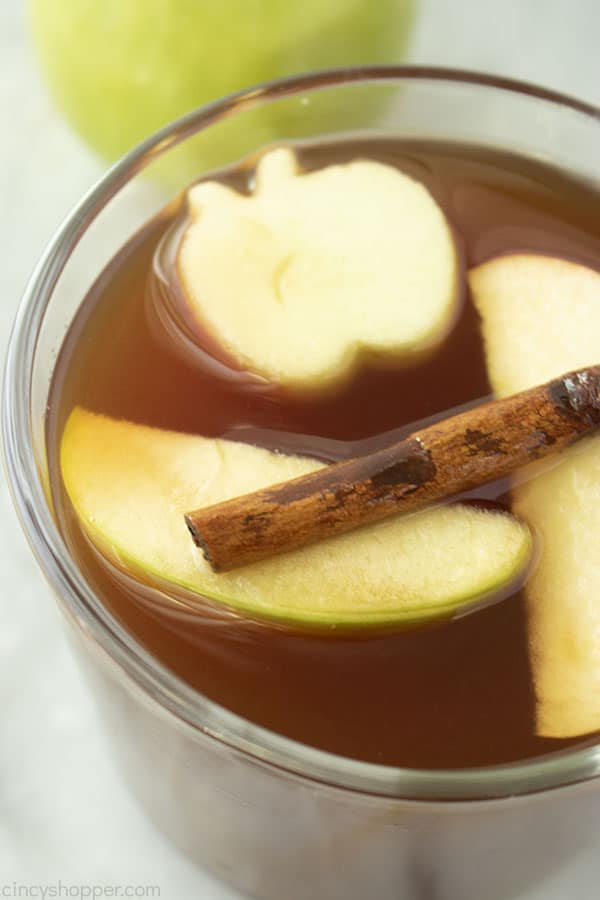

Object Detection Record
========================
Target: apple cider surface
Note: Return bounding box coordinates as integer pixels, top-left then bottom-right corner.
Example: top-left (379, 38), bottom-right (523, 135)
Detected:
top-left (47, 139), bottom-right (600, 768)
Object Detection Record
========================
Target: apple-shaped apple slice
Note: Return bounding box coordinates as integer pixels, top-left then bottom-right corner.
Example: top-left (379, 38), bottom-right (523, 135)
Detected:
top-left (470, 253), bottom-right (600, 737)
top-left (60, 407), bottom-right (532, 629)
top-left (177, 147), bottom-right (459, 391)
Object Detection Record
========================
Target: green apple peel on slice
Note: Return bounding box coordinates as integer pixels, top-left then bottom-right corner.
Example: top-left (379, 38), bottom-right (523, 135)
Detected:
top-left (60, 408), bottom-right (532, 629)
top-left (470, 254), bottom-right (600, 737)
top-left (177, 148), bottom-right (459, 391)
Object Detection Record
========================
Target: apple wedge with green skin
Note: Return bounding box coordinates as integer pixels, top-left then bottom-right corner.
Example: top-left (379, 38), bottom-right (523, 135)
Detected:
top-left (470, 253), bottom-right (600, 737)
top-left (178, 147), bottom-right (460, 392)
top-left (60, 407), bottom-right (532, 629)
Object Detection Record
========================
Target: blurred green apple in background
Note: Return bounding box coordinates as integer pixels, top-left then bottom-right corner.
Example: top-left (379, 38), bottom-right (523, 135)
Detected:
top-left (28, 0), bottom-right (416, 176)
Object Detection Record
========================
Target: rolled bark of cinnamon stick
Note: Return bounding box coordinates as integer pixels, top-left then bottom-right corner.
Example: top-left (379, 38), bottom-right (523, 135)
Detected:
top-left (186, 366), bottom-right (600, 572)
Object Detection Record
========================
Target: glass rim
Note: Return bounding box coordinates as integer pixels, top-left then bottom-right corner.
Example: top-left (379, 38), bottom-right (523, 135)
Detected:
top-left (5, 64), bottom-right (600, 802)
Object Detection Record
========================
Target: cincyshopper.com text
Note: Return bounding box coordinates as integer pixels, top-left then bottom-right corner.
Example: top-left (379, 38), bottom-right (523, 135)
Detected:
top-left (1, 885), bottom-right (160, 899)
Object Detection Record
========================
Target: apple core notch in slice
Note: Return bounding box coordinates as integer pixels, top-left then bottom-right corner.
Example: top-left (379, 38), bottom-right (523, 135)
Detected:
top-left (470, 253), bottom-right (600, 737)
top-left (60, 407), bottom-right (532, 630)
top-left (177, 147), bottom-right (460, 391)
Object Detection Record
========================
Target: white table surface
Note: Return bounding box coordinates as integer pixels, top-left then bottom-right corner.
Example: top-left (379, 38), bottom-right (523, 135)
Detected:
top-left (2, 2), bottom-right (600, 897)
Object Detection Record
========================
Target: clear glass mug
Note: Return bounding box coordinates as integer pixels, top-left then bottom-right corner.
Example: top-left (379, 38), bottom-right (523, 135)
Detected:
top-left (4, 68), bottom-right (600, 900)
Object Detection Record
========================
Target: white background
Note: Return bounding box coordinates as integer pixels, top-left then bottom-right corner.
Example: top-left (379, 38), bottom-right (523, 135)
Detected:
top-left (2, 2), bottom-right (600, 897)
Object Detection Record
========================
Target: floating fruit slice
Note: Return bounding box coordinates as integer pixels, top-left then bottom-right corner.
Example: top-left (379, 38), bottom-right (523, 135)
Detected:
top-left (177, 147), bottom-right (459, 391)
top-left (60, 407), bottom-right (531, 629)
top-left (470, 253), bottom-right (600, 737)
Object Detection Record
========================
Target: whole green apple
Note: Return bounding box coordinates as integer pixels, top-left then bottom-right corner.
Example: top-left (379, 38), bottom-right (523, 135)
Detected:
top-left (28, 0), bottom-right (415, 179)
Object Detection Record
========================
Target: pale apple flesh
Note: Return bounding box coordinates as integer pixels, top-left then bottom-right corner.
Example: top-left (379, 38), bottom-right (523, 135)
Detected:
top-left (470, 253), bottom-right (600, 737)
top-left (177, 147), bottom-right (459, 391)
top-left (60, 407), bottom-right (532, 629)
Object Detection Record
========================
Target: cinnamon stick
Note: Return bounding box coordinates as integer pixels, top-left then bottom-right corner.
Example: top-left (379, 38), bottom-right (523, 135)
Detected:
top-left (186, 365), bottom-right (600, 572)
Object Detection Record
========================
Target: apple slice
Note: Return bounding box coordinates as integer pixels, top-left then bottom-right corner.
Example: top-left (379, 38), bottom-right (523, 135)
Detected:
top-left (177, 147), bottom-right (459, 391)
top-left (60, 407), bottom-right (531, 629)
top-left (470, 253), bottom-right (600, 737)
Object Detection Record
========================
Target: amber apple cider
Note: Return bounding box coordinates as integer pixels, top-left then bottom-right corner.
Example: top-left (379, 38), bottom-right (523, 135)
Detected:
top-left (47, 139), bottom-right (600, 768)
